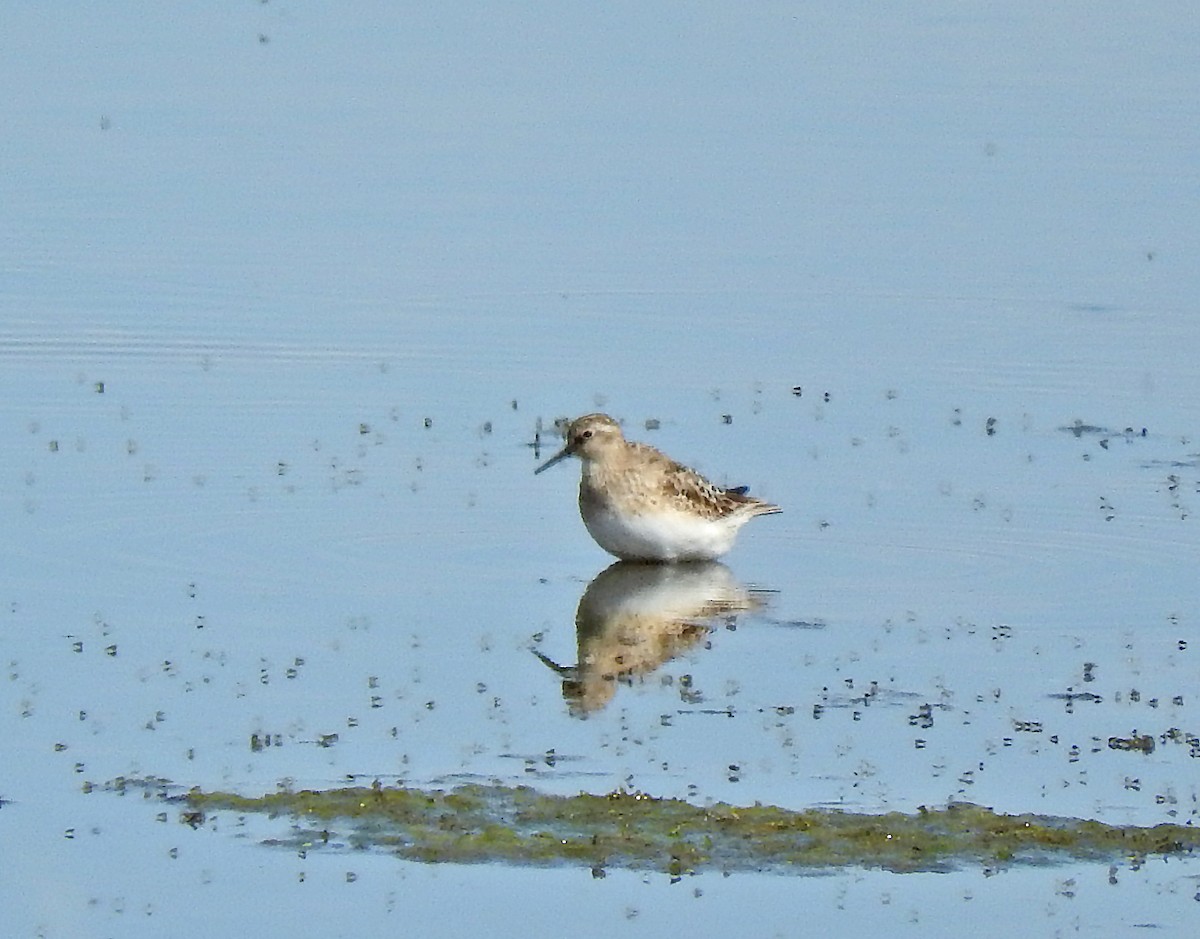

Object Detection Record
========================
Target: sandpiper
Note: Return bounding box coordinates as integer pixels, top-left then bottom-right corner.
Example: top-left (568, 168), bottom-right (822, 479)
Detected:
top-left (534, 413), bottom-right (781, 562)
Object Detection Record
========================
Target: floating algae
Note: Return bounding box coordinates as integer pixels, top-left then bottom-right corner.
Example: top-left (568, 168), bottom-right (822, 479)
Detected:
top-left (110, 777), bottom-right (1200, 876)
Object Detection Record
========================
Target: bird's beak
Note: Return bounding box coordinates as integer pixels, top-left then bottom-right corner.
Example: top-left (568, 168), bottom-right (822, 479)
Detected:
top-left (531, 647), bottom-right (577, 678)
top-left (534, 446), bottom-right (572, 475)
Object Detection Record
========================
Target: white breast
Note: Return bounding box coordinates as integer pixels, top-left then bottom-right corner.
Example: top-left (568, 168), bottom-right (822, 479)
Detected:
top-left (581, 504), bottom-right (741, 562)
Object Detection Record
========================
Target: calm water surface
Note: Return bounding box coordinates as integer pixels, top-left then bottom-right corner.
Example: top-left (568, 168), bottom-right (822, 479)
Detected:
top-left (2, 4), bottom-right (1199, 937)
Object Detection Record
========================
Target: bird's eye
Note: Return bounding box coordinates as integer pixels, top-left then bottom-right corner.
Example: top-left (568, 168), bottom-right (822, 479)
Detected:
top-left (579, 430), bottom-right (593, 441)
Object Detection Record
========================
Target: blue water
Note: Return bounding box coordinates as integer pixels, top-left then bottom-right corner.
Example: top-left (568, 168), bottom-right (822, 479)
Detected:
top-left (2, 4), bottom-right (1199, 937)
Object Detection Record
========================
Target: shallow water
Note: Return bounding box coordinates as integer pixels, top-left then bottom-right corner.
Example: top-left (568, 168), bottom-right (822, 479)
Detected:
top-left (3, 3), bottom-right (1199, 937)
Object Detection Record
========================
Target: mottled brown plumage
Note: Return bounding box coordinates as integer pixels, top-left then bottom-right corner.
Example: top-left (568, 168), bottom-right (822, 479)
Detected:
top-left (535, 413), bottom-right (780, 561)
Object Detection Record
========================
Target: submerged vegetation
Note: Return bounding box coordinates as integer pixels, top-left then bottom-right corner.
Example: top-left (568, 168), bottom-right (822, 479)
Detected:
top-left (117, 777), bottom-right (1200, 875)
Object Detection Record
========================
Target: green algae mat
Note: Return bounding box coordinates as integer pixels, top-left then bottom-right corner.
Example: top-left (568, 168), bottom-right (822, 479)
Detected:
top-left (111, 777), bottom-right (1200, 875)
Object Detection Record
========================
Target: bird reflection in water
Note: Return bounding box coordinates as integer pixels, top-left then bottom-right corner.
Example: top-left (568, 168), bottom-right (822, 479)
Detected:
top-left (533, 560), bottom-right (770, 716)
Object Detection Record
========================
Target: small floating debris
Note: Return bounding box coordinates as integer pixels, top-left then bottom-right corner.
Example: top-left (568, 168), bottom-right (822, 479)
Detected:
top-left (1047, 691), bottom-right (1103, 704)
top-left (1108, 733), bottom-right (1155, 754)
top-left (1059, 419), bottom-right (1148, 439)
top-left (790, 387), bottom-right (832, 403)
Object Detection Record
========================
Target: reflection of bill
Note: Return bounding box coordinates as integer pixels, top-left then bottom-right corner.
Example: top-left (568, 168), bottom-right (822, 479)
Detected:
top-left (533, 560), bottom-right (769, 717)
